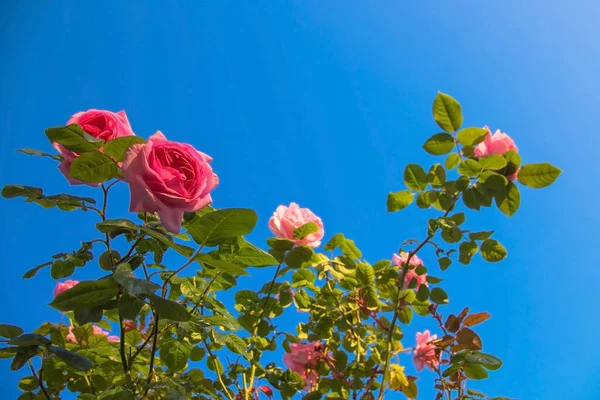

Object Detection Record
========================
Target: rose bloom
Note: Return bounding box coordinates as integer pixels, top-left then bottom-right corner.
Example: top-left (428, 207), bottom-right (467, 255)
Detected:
top-left (54, 109), bottom-right (135, 185)
top-left (122, 131), bottom-right (219, 233)
top-left (268, 203), bottom-right (324, 248)
top-left (392, 252), bottom-right (427, 290)
top-left (53, 280), bottom-right (79, 298)
top-left (66, 325), bottom-right (119, 345)
top-left (283, 341), bottom-right (324, 390)
top-left (413, 330), bottom-right (440, 372)
top-left (474, 126), bottom-right (519, 181)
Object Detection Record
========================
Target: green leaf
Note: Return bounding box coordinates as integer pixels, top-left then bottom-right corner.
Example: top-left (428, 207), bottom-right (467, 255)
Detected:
top-left (459, 241), bottom-right (478, 265)
top-left (430, 288), bottom-right (449, 304)
top-left (423, 133), bottom-right (455, 155)
top-left (160, 337), bottom-right (191, 372)
top-left (96, 218), bottom-right (137, 233)
top-left (340, 239), bottom-right (362, 259)
top-left (18, 376), bottom-right (39, 391)
top-left (114, 263), bottom-right (160, 296)
top-left (1, 185), bottom-right (96, 211)
top-left (102, 136), bottom-right (147, 161)
top-left (49, 346), bottom-right (94, 371)
top-left (69, 151), bottom-right (119, 183)
top-left (457, 127), bottom-right (488, 146)
top-left (495, 181), bottom-right (520, 217)
top-left (428, 164), bottom-right (446, 187)
top-left (17, 148), bottom-right (63, 161)
top-left (118, 292), bottom-right (145, 320)
top-left (45, 124), bottom-right (103, 153)
top-left (50, 279), bottom-right (119, 311)
top-left (442, 363), bottom-right (461, 378)
top-left (480, 239), bottom-right (507, 262)
top-left (0, 324), bottom-right (24, 339)
top-left (323, 233), bottom-right (345, 251)
top-left (8, 333), bottom-right (51, 346)
top-left (22, 262), bottom-right (52, 279)
top-left (462, 188), bottom-right (480, 210)
top-left (469, 231), bottom-right (494, 241)
top-left (73, 307), bottom-right (103, 325)
top-left (292, 269), bottom-right (316, 285)
top-left (268, 238), bottom-right (295, 250)
top-left (387, 190), bottom-right (414, 212)
top-left (404, 164), bottom-right (428, 191)
top-left (438, 257), bottom-right (451, 271)
top-left (479, 171), bottom-right (508, 194)
top-left (464, 363), bottom-right (488, 380)
top-left (235, 244), bottom-right (279, 267)
top-left (149, 295), bottom-right (190, 322)
top-left (293, 222), bottom-right (319, 240)
top-left (225, 335), bottom-right (249, 359)
top-left (458, 159), bottom-right (482, 177)
top-left (356, 263), bottom-right (374, 286)
top-left (465, 351), bottom-right (503, 370)
top-left (285, 246), bottom-right (314, 269)
top-left (432, 92), bottom-right (462, 132)
top-left (11, 348), bottom-right (37, 371)
top-left (517, 163), bottom-right (562, 188)
top-left (185, 208), bottom-right (258, 246)
top-left (479, 155), bottom-right (507, 170)
top-left (51, 260), bottom-right (75, 279)
top-left (139, 226), bottom-right (195, 257)
top-left (195, 253), bottom-right (249, 276)
top-left (416, 284), bottom-right (430, 302)
top-left (446, 154), bottom-right (461, 172)
top-left (398, 306), bottom-right (413, 324)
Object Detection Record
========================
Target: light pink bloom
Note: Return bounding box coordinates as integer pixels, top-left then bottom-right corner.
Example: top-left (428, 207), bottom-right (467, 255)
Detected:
top-left (393, 253), bottom-right (427, 290)
top-left (66, 325), bottom-right (120, 344)
top-left (283, 341), bottom-right (324, 390)
top-left (474, 126), bottom-right (519, 181)
top-left (413, 330), bottom-right (439, 372)
top-left (121, 131), bottom-right (219, 233)
top-left (268, 203), bottom-right (324, 248)
top-left (54, 109), bottom-right (135, 185)
top-left (53, 280), bottom-right (79, 298)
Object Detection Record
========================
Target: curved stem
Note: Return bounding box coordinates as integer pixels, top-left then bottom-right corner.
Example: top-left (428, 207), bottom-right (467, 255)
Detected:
top-left (146, 312), bottom-right (160, 385)
top-left (202, 336), bottom-right (235, 400)
top-left (28, 359), bottom-right (50, 400)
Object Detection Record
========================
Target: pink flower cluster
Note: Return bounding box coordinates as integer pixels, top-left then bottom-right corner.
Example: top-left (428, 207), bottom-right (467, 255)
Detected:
top-left (413, 330), bottom-right (440, 371)
top-left (55, 110), bottom-right (219, 233)
top-left (268, 203), bottom-right (324, 248)
top-left (392, 252), bottom-right (428, 290)
top-left (66, 325), bottom-right (119, 345)
top-left (283, 341), bottom-right (324, 390)
top-left (474, 126), bottom-right (519, 181)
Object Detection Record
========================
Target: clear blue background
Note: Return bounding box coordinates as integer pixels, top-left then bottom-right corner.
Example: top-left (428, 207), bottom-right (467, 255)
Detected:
top-left (1, 1), bottom-right (597, 399)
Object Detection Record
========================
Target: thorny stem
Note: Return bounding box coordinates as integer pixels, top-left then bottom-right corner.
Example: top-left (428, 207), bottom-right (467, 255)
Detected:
top-left (28, 359), bottom-right (51, 400)
top-left (376, 194), bottom-right (460, 400)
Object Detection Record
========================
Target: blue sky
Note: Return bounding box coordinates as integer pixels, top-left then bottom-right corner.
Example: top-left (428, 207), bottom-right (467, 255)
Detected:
top-left (1, 1), bottom-right (598, 399)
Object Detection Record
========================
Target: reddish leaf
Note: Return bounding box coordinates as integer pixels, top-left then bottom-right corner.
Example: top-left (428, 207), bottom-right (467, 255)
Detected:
top-left (258, 385), bottom-right (273, 399)
top-left (445, 314), bottom-right (460, 332)
top-left (457, 328), bottom-right (482, 350)
top-left (457, 307), bottom-right (470, 323)
top-left (463, 312), bottom-right (491, 327)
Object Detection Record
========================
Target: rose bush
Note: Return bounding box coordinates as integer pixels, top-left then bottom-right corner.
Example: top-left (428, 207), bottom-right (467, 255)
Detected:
top-left (0, 92), bottom-right (561, 400)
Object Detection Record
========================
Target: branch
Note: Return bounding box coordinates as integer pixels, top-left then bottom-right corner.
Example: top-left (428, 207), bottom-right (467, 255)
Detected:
top-left (28, 359), bottom-right (50, 400)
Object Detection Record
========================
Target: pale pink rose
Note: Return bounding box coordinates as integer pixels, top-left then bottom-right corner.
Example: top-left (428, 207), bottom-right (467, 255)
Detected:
top-left (53, 280), bottom-right (79, 298)
top-left (66, 325), bottom-right (120, 344)
top-left (392, 252), bottom-right (423, 269)
top-left (393, 253), bottom-right (427, 290)
top-left (268, 203), bottom-right (324, 248)
top-left (54, 109), bottom-right (135, 185)
top-left (413, 330), bottom-right (439, 372)
top-left (121, 131), bottom-right (219, 233)
top-left (474, 126), bottom-right (519, 181)
top-left (283, 341), bottom-right (324, 390)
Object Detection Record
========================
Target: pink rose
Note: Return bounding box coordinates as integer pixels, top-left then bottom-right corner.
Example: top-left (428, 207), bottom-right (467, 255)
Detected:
top-left (53, 280), bottom-right (79, 298)
top-left (54, 109), bottom-right (135, 185)
top-left (66, 325), bottom-right (120, 345)
top-left (413, 330), bottom-right (439, 372)
top-left (283, 341), bottom-right (324, 390)
top-left (268, 203), bottom-right (325, 248)
top-left (392, 253), bottom-right (428, 290)
top-left (474, 126), bottom-right (519, 181)
top-left (121, 131), bottom-right (219, 233)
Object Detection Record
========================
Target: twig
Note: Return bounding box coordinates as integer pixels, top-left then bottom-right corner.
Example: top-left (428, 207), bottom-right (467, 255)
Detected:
top-left (202, 337), bottom-right (235, 400)
top-left (28, 359), bottom-right (50, 400)
top-left (146, 312), bottom-right (160, 385)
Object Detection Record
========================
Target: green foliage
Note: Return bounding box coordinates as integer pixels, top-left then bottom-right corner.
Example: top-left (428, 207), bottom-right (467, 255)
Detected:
top-left (50, 279), bottom-right (119, 311)
top-left (404, 164), bottom-right (428, 191)
top-left (69, 152), bottom-right (119, 183)
top-left (45, 124), bottom-right (103, 153)
top-left (457, 127), bottom-right (488, 146)
top-left (387, 190), bottom-right (414, 212)
top-left (432, 92), bottom-right (462, 132)
top-left (423, 133), bottom-right (455, 155)
top-left (517, 163), bottom-right (562, 188)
